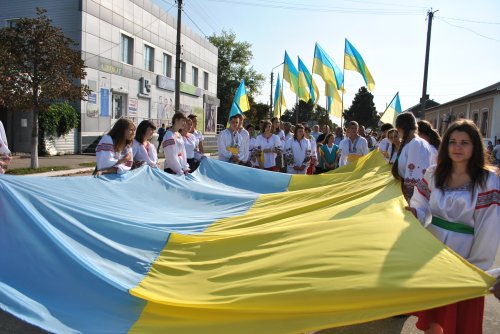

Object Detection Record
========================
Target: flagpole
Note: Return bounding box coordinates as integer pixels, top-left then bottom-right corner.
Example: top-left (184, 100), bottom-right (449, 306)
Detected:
top-left (279, 73), bottom-right (285, 118)
top-left (341, 66), bottom-right (345, 128)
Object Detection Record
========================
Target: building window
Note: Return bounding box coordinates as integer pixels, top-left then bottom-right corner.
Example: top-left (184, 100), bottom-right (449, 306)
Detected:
top-left (203, 71), bottom-right (209, 90)
top-left (192, 66), bottom-right (198, 87)
top-left (163, 53), bottom-right (172, 78)
top-left (480, 110), bottom-right (488, 137)
top-left (6, 19), bottom-right (19, 28)
top-left (144, 45), bottom-right (154, 72)
top-left (121, 34), bottom-right (134, 65)
top-left (180, 61), bottom-right (186, 83)
top-left (472, 112), bottom-right (479, 126)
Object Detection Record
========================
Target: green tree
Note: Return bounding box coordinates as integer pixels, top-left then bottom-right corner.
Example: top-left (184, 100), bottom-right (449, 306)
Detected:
top-left (0, 8), bottom-right (89, 168)
top-left (244, 100), bottom-right (270, 126)
top-left (208, 30), bottom-right (265, 126)
top-left (343, 86), bottom-right (379, 128)
top-left (280, 100), bottom-right (335, 129)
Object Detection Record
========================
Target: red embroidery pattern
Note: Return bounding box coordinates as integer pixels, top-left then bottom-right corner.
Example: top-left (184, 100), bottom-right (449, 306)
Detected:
top-left (476, 189), bottom-right (500, 209)
top-left (162, 139), bottom-right (175, 147)
top-left (416, 178), bottom-right (431, 200)
top-left (96, 143), bottom-right (114, 152)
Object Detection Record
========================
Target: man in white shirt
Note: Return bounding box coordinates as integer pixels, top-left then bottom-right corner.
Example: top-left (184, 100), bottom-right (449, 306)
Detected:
top-left (310, 124), bottom-right (322, 141)
top-left (218, 115), bottom-right (243, 163)
top-left (492, 139), bottom-right (500, 166)
top-left (188, 114), bottom-right (204, 154)
top-left (236, 114), bottom-right (250, 165)
top-left (338, 121), bottom-right (369, 167)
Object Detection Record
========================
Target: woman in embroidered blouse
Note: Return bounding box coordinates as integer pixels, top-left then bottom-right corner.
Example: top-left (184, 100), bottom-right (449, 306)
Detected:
top-left (407, 120), bottom-right (500, 334)
top-left (391, 112), bottom-right (433, 201)
top-left (132, 120), bottom-right (158, 168)
top-left (162, 112), bottom-right (189, 175)
top-left (320, 133), bottom-right (339, 172)
top-left (418, 120), bottom-right (441, 164)
top-left (255, 120), bottom-right (281, 171)
top-left (181, 118), bottom-right (203, 172)
top-left (386, 128), bottom-right (400, 164)
top-left (284, 124), bottom-right (311, 174)
top-left (95, 118), bottom-right (135, 175)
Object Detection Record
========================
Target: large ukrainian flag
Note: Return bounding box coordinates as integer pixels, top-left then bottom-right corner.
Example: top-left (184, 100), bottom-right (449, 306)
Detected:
top-left (344, 39), bottom-right (375, 91)
top-left (0, 152), bottom-right (495, 334)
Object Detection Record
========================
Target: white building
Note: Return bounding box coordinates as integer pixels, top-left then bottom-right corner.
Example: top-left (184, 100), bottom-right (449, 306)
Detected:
top-left (0, 0), bottom-right (219, 153)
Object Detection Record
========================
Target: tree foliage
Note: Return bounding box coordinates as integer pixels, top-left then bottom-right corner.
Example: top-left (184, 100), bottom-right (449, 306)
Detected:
top-left (343, 86), bottom-right (379, 128)
top-left (208, 30), bottom-right (265, 125)
top-left (280, 100), bottom-right (336, 129)
top-left (0, 8), bottom-right (89, 167)
top-left (244, 100), bottom-right (270, 127)
top-left (40, 102), bottom-right (79, 138)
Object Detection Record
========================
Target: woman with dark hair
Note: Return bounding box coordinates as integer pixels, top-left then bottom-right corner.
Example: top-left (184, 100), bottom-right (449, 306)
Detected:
top-left (162, 112), bottom-right (189, 175)
top-left (181, 117), bottom-right (204, 172)
top-left (255, 120), bottom-right (281, 171)
top-left (95, 118), bottom-right (135, 175)
top-left (284, 124), bottom-right (311, 174)
top-left (386, 128), bottom-right (400, 164)
top-left (391, 112), bottom-right (433, 201)
top-left (377, 123), bottom-right (394, 161)
top-left (132, 120), bottom-right (158, 168)
top-left (418, 120), bottom-right (441, 163)
top-left (320, 133), bottom-right (339, 172)
top-left (407, 119), bottom-right (500, 334)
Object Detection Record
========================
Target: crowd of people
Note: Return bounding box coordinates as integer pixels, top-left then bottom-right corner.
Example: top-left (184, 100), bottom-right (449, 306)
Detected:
top-left (62, 111), bottom-right (500, 332)
top-left (95, 113), bottom-right (207, 176)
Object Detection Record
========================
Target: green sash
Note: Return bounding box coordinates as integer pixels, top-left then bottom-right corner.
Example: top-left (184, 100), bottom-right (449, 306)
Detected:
top-left (431, 216), bottom-right (474, 235)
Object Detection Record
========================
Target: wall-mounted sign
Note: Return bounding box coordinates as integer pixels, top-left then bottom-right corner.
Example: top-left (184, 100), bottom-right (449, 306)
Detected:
top-left (156, 75), bottom-right (175, 91)
top-left (100, 63), bottom-right (122, 75)
top-left (86, 92), bottom-right (98, 118)
top-left (128, 98), bottom-right (138, 117)
top-left (203, 94), bottom-right (220, 107)
top-left (100, 88), bottom-right (109, 117)
top-left (180, 82), bottom-right (201, 97)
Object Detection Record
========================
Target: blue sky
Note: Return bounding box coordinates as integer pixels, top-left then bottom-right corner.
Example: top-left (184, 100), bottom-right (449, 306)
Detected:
top-left (156, 0), bottom-right (500, 120)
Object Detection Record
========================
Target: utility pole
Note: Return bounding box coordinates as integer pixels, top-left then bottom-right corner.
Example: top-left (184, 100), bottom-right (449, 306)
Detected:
top-left (420, 9), bottom-right (437, 118)
top-left (174, 0), bottom-right (183, 113)
top-left (269, 71), bottom-right (274, 118)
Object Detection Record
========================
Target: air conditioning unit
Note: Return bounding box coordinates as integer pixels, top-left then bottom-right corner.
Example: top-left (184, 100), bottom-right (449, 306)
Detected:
top-left (140, 77), bottom-right (151, 95)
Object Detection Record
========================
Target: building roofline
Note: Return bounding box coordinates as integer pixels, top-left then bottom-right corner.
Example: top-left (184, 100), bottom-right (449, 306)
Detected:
top-left (425, 81), bottom-right (500, 112)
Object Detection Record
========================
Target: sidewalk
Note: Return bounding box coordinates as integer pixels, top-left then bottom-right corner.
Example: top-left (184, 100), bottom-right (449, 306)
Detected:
top-left (8, 154), bottom-right (98, 176)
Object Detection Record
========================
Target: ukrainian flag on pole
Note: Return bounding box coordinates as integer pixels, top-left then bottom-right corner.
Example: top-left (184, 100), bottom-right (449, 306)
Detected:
top-left (325, 83), bottom-right (343, 119)
top-left (297, 57), bottom-right (320, 104)
top-left (283, 51), bottom-right (299, 95)
top-left (228, 80), bottom-right (250, 122)
top-left (312, 43), bottom-right (343, 89)
top-left (344, 39), bottom-right (375, 91)
top-left (379, 92), bottom-right (402, 125)
top-left (273, 74), bottom-right (286, 117)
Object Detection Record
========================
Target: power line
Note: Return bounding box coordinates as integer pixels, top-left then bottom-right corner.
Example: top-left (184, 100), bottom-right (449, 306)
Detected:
top-left (206, 0), bottom-right (423, 15)
top-left (183, 1), bottom-right (220, 35)
top-left (182, 9), bottom-right (209, 38)
top-left (436, 15), bottom-right (500, 25)
top-left (436, 17), bottom-right (500, 43)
